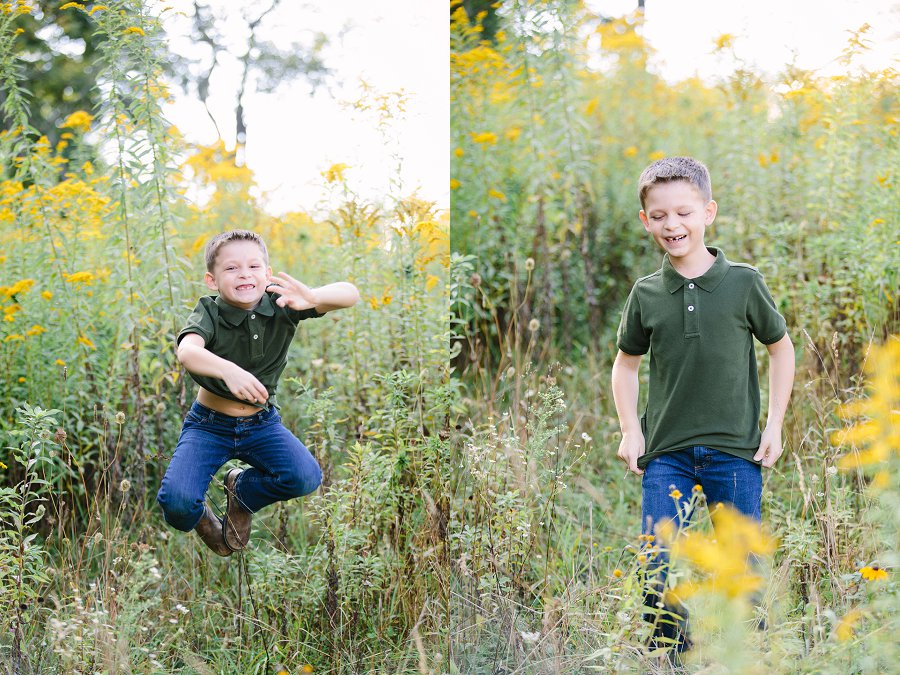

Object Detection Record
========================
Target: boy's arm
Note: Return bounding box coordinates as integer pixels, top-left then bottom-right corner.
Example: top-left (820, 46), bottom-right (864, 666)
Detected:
top-left (612, 350), bottom-right (645, 475)
top-left (754, 333), bottom-right (795, 468)
top-left (177, 333), bottom-right (269, 404)
top-left (267, 272), bottom-right (360, 314)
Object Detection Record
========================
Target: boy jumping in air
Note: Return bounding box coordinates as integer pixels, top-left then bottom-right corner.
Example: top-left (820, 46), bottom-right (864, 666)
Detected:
top-left (611, 157), bottom-right (795, 654)
top-left (157, 230), bottom-right (359, 555)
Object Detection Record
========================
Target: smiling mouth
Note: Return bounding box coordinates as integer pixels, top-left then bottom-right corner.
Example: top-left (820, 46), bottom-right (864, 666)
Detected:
top-left (665, 235), bottom-right (687, 243)
top-left (236, 284), bottom-right (255, 291)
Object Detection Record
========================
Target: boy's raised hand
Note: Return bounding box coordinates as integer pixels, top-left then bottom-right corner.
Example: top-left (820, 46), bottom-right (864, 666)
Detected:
top-left (267, 272), bottom-right (319, 311)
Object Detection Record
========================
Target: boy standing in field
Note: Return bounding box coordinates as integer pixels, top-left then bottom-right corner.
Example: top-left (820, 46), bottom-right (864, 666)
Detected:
top-left (157, 230), bottom-right (359, 556)
top-left (611, 157), bottom-right (795, 654)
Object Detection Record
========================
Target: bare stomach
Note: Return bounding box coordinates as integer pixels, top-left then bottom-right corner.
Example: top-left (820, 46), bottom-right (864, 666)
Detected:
top-left (197, 387), bottom-right (268, 417)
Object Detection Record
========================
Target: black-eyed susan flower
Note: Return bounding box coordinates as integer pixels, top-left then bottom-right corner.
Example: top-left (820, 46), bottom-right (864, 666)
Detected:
top-left (859, 565), bottom-right (888, 581)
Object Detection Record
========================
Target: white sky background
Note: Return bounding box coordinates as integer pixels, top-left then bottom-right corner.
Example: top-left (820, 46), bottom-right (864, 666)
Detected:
top-left (160, 0), bottom-right (448, 216)
top-left (588, 0), bottom-right (898, 81)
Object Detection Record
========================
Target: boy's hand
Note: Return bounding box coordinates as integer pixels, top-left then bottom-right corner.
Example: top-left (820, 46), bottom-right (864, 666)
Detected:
top-left (266, 272), bottom-right (320, 311)
top-left (222, 362), bottom-right (269, 404)
top-left (754, 424), bottom-right (783, 468)
top-left (617, 431), bottom-right (646, 475)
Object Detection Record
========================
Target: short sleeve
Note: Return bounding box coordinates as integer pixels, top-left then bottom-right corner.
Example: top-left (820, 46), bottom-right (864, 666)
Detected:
top-left (747, 272), bottom-right (787, 344)
top-left (177, 299), bottom-right (216, 346)
top-left (285, 307), bottom-right (325, 325)
top-left (616, 283), bottom-right (650, 355)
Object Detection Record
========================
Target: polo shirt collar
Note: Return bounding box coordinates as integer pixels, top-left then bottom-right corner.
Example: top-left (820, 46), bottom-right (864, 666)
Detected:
top-left (662, 247), bottom-right (729, 294)
top-left (214, 292), bottom-right (276, 326)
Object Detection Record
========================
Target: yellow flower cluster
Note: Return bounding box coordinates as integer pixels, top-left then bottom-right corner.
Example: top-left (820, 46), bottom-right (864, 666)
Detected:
top-left (658, 505), bottom-right (776, 602)
top-left (61, 110), bottom-right (93, 133)
top-left (323, 163), bottom-right (350, 184)
top-left (832, 336), bottom-right (900, 469)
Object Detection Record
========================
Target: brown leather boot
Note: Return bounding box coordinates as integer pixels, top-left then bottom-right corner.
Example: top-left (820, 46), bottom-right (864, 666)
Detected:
top-left (194, 503), bottom-right (232, 557)
top-left (223, 468), bottom-right (252, 551)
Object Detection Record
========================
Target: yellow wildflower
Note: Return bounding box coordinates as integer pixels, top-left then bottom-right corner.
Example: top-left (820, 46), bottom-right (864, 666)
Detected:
top-left (623, 146), bottom-right (638, 157)
top-left (659, 505), bottom-right (776, 601)
top-left (61, 110), bottom-right (93, 132)
top-left (323, 163), bottom-right (350, 183)
top-left (64, 271), bottom-right (95, 284)
top-left (470, 131), bottom-right (497, 145)
top-left (26, 324), bottom-right (46, 336)
top-left (713, 33), bottom-right (735, 51)
top-left (17, 376), bottom-right (25, 383)
top-left (468, 210), bottom-right (478, 218)
top-left (648, 150), bottom-right (666, 161)
top-left (4, 334), bottom-right (24, 342)
top-left (669, 488), bottom-right (682, 499)
top-left (124, 26), bottom-right (145, 36)
top-left (58, 2), bottom-right (84, 9)
top-left (3, 279), bottom-right (35, 298)
top-left (450, 178), bottom-right (461, 190)
top-left (487, 188), bottom-right (506, 201)
top-left (836, 609), bottom-right (861, 641)
top-left (0, 460), bottom-right (6, 470)
top-left (832, 336), bottom-right (900, 468)
top-left (77, 335), bottom-right (96, 350)
top-left (692, 484), bottom-right (703, 493)
top-left (505, 127), bottom-right (521, 141)
top-left (89, 4), bottom-right (108, 13)
top-left (301, 666), bottom-right (314, 674)
top-left (55, 359), bottom-right (66, 366)
top-left (41, 291), bottom-right (53, 300)
top-left (613, 569), bottom-right (623, 578)
top-left (859, 565), bottom-right (888, 581)
top-left (454, 147), bottom-right (464, 157)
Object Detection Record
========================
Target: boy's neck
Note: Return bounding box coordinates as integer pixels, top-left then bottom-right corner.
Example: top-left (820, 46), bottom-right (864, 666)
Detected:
top-left (668, 246), bottom-right (717, 280)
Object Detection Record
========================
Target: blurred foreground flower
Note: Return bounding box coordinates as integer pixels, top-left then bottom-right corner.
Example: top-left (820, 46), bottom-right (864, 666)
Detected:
top-left (659, 505), bottom-right (776, 602)
top-left (832, 336), bottom-right (899, 469)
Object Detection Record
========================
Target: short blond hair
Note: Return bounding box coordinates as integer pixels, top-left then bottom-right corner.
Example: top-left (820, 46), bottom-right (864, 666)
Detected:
top-left (204, 230), bottom-right (269, 272)
top-left (638, 157), bottom-right (712, 210)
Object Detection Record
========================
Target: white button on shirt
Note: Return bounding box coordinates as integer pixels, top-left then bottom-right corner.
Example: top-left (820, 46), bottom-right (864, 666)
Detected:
top-left (688, 306), bottom-right (694, 312)
top-left (688, 283), bottom-right (695, 289)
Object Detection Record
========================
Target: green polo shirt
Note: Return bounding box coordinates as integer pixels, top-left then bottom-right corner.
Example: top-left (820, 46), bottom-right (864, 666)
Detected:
top-left (616, 248), bottom-right (787, 469)
top-left (177, 292), bottom-right (322, 406)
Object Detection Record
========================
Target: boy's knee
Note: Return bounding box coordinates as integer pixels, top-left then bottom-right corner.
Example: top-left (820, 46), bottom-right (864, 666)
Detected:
top-left (282, 458), bottom-right (322, 498)
top-left (156, 484), bottom-right (203, 532)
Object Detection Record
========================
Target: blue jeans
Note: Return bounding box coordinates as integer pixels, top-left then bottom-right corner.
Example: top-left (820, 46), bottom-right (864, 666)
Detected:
top-left (156, 402), bottom-right (322, 531)
top-left (640, 447), bottom-right (762, 649)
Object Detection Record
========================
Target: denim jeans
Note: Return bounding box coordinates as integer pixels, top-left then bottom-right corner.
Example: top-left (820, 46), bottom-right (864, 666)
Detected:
top-left (157, 402), bottom-right (322, 532)
top-left (640, 446), bottom-right (762, 649)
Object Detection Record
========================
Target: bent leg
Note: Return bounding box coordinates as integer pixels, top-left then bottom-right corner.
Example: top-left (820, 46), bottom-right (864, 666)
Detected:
top-left (157, 417), bottom-right (231, 532)
top-left (233, 416), bottom-right (322, 513)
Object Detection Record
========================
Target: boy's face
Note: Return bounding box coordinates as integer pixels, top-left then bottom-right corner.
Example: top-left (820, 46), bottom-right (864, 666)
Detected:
top-left (639, 180), bottom-right (717, 264)
top-left (205, 240), bottom-right (272, 310)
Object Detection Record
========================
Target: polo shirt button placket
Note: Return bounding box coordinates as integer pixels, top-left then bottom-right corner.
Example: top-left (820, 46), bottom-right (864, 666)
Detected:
top-left (684, 281), bottom-right (700, 338)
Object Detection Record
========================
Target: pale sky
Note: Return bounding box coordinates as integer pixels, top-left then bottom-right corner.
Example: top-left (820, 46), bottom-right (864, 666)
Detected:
top-left (161, 0), bottom-right (448, 216)
top-left (589, 0), bottom-right (898, 81)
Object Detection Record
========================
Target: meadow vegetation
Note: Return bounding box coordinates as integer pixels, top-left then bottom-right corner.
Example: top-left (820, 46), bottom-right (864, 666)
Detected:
top-left (451, 1), bottom-right (898, 672)
top-left (1, 1), bottom-right (449, 672)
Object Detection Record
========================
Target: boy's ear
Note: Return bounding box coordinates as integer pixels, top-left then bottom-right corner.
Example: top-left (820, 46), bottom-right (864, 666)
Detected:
top-left (204, 271), bottom-right (217, 291)
top-left (705, 199), bottom-right (718, 225)
top-left (639, 209), bottom-right (651, 232)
